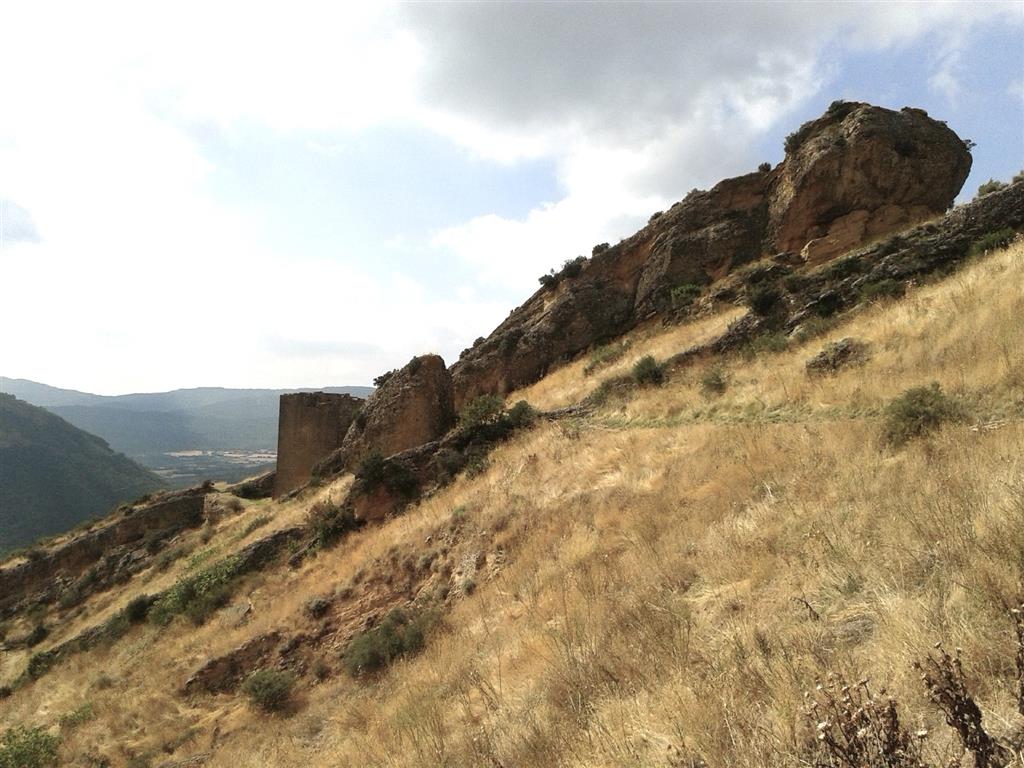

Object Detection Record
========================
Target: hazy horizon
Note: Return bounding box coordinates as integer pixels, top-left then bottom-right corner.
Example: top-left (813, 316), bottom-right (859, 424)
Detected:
top-left (2, 1), bottom-right (1022, 395)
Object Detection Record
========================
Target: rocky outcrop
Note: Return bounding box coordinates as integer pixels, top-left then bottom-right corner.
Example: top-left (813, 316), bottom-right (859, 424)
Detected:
top-left (183, 631), bottom-right (282, 694)
top-left (0, 488), bottom-right (209, 618)
top-left (317, 355), bottom-right (455, 476)
top-left (769, 102), bottom-right (971, 263)
top-left (450, 102), bottom-right (972, 407)
top-left (805, 338), bottom-right (871, 376)
top-left (227, 470), bottom-right (275, 500)
top-left (274, 393), bottom-right (363, 498)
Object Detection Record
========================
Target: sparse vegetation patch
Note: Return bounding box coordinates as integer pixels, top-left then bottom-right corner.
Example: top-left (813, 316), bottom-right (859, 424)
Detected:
top-left (241, 669), bottom-right (295, 713)
top-left (882, 382), bottom-right (964, 445)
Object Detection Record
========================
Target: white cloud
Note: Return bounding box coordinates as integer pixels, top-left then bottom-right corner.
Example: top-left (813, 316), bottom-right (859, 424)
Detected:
top-left (1, 1), bottom-right (1021, 393)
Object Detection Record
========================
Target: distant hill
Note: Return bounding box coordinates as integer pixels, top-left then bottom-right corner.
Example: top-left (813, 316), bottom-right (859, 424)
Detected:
top-left (0, 379), bottom-right (374, 486)
top-left (0, 393), bottom-right (166, 553)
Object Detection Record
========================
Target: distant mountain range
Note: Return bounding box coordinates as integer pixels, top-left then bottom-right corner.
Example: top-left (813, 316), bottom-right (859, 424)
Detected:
top-left (0, 393), bottom-right (165, 553)
top-left (0, 378), bottom-right (373, 486)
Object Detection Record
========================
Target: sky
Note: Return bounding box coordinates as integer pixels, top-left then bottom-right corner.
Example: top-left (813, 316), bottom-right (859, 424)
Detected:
top-left (1, 1), bottom-right (1022, 395)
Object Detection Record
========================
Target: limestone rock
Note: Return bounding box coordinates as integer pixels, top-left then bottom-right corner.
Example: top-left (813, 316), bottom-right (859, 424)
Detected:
top-left (328, 355), bottom-right (455, 473)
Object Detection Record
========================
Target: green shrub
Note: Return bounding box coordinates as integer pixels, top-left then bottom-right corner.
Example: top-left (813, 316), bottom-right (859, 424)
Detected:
top-left (1013, 169), bottom-right (1024, 184)
top-left (700, 366), bottom-right (728, 396)
top-left (969, 227), bottom-right (1016, 257)
top-left (124, 595), bottom-right (153, 623)
top-left (592, 242), bottom-right (610, 256)
top-left (976, 178), bottom-right (1007, 198)
top-left (538, 271), bottom-right (560, 288)
top-left (506, 400), bottom-right (537, 429)
top-left (59, 702), bottom-right (94, 730)
top-left (241, 669), bottom-right (295, 712)
top-left (882, 383), bottom-right (964, 446)
top-left (792, 316), bottom-right (838, 344)
top-left (459, 394), bottom-right (505, 429)
top-left (25, 624), bottom-right (48, 648)
top-left (235, 514), bottom-right (273, 541)
top-left (0, 726), bottom-right (60, 768)
top-left (670, 283), bottom-right (702, 310)
top-left (560, 256), bottom-right (586, 279)
top-left (148, 556), bottom-right (242, 626)
top-left (743, 333), bottom-right (789, 360)
top-left (305, 597), bottom-right (331, 619)
top-left (632, 356), bottom-right (666, 386)
top-left (758, 162), bottom-right (771, 173)
top-left (583, 342), bottom-right (630, 376)
top-left (859, 279), bottom-right (905, 302)
top-left (307, 500), bottom-right (359, 549)
top-left (748, 284), bottom-right (783, 317)
top-left (344, 608), bottom-right (431, 676)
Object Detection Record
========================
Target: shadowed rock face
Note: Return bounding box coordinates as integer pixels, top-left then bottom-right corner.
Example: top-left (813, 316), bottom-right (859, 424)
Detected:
top-left (328, 355), bottom-right (455, 474)
top-left (450, 101), bottom-right (972, 408)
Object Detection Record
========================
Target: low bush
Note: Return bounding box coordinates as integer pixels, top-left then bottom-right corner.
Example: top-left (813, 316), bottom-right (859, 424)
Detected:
top-left (0, 726), bottom-right (60, 768)
top-left (58, 702), bottom-right (94, 730)
top-left (976, 178), bottom-right (1007, 198)
top-left (859, 278), bottom-right (905, 302)
top-left (700, 366), bottom-right (728, 396)
top-left (241, 669), bottom-right (295, 713)
top-left (149, 556), bottom-right (242, 626)
top-left (632, 356), bottom-right (666, 386)
top-left (758, 161), bottom-right (771, 172)
top-left (505, 400), bottom-right (536, 429)
top-left (969, 227), bottom-right (1016, 257)
top-left (459, 394), bottom-right (505, 429)
top-left (307, 500), bottom-right (359, 549)
top-left (234, 514), bottom-right (273, 541)
top-left (344, 608), bottom-right (432, 676)
top-left (882, 382), bottom-right (964, 446)
top-left (25, 624), bottom-right (48, 648)
top-left (124, 595), bottom-right (153, 623)
top-left (670, 283), bottom-right (702, 310)
top-left (583, 342), bottom-right (630, 376)
top-left (591, 242), bottom-right (610, 256)
top-left (748, 284), bottom-right (784, 317)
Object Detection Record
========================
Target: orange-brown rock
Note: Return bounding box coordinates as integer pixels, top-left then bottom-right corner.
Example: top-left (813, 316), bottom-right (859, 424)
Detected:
top-left (770, 102), bottom-right (971, 262)
top-left (324, 355), bottom-right (455, 474)
top-left (273, 392), bottom-right (363, 498)
top-left (450, 101), bottom-right (972, 407)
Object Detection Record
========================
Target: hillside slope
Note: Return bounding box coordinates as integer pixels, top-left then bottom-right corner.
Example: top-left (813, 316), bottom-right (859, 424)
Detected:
top-left (1, 236), bottom-right (1022, 767)
top-left (0, 395), bottom-right (165, 553)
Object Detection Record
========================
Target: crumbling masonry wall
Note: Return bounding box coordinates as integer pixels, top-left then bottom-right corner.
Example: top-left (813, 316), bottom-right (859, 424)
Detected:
top-left (273, 393), bottom-right (362, 498)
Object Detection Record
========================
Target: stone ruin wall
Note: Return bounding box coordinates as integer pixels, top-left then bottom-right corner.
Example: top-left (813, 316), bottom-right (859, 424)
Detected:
top-left (273, 392), bottom-right (362, 498)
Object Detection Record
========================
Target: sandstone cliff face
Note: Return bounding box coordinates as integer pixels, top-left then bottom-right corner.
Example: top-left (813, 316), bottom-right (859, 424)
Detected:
top-left (328, 355), bottom-right (455, 473)
top-left (274, 392), bottom-right (363, 498)
top-left (449, 102), bottom-right (972, 407)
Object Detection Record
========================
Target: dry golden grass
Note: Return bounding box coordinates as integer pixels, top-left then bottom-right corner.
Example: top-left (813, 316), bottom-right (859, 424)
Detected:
top-left (4, 241), bottom-right (1024, 767)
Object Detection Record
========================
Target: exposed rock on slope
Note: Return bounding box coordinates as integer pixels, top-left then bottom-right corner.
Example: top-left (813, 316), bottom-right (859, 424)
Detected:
top-left (450, 102), bottom-right (972, 407)
top-left (0, 487), bottom-right (208, 618)
top-left (318, 355), bottom-right (456, 476)
top-left (770, 102), bottom-right (972, 262)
